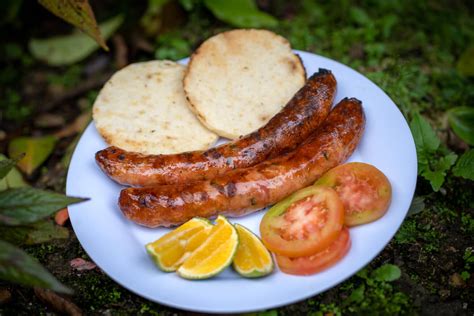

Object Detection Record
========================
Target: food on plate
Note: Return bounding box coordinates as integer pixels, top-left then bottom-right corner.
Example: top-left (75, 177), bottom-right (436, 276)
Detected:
top-left (92, 60), bottom-right (218, 155)
top-left (177, 215), bottom-right (238, 279)
top-left (119, 97), bottom-right (366, 227)
top-left (183, 29), bottom-right (306, 139)
top-left (260, 186), bottom-right (344, 257)
top-left (96, 69), bottom-right (336, 187)
top-left (145, 217), bottom-right (212, 272)
top-left (232, 224), bottom-right (274, 278)
top-left (275, 227), bottom-right (351, 276)
top-left (315, 162), bottom-right (392, 226)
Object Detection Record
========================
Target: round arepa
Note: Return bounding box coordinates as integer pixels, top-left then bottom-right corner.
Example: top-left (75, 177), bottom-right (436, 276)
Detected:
top-left (183, 29), bottom-right (306, 139)
top-left (92, 60), bottom-right (218, 155)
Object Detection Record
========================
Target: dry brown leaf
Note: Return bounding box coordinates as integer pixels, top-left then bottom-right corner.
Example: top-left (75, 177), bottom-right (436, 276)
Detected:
top-left (34, 287), bottom-right (82, 316)
top-left (54, 110), bottom-right (91, 139)
top-left (55, 208), bottom-right (70, 226)
top-left (0, 288), bottom-right (12, 304)
top-left (70, 258), bottom-right (97, 271)
top-left (35, 113), bottom-right (66, 128)
top-left (38, 0), bottom-right (108, 51)
top-left (113, 34), bottom-right (128, 69)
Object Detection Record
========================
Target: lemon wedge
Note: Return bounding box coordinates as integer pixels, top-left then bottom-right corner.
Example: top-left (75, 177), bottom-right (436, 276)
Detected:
top-left (177, 215), bottom-right (238, 279)
top-left (233, 224), bottom-right (274, 278)
top-left (145, 217), bottom-right (212, 272)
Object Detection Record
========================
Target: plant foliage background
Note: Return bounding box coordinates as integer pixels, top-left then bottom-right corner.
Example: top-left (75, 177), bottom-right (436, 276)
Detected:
top-left (0, 0), bottom-right (473, 314)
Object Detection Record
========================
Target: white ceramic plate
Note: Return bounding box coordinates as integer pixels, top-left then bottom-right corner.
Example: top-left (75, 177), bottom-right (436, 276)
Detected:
top-left (66, 51), bottom-right (417, 313)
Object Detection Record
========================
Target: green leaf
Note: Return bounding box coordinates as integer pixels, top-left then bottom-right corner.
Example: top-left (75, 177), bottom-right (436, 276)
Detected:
top-left (0, 0), bottom-right (23, 26)
top-left (38, 0), bottom-right (108, 50)
top-left (0, 154), bottom-right (27, 190)
top-left (421, 152), bottom-right (458, 191)
top-left (140, 0), bottom-right (171, 36)
top-left (155, 33), bottom-right (191, 61)
top-left (0, 220), bottom-right (69, 246)
top-left (0, 240), bottom-right (72, 293)
top-left (453, 149), bottom-right (474, 180)
top-left (448, 106), bottom-right (474, 145)
top-left (203, 0), bottom-right (278, 28)
top-left (29, 15), bottom-right (123, 66)
top-left (8, 136), bottom-right (57, 176)
top-left (410, 113), bottom-right (440, 153)
top-left (350, 7), bottom-right (371, 26)
top-left (0, 157), bottom-right (16, 180)
top-left (409, 113), bottom-right (458, 191)
top-left (371, 264), bottom-right (401, 282)
top-left (457, 45), bottom-right (474, 77)
top-left (345, 284), bottom-right (365, 305)
top-left (0, 188), bottom-right (85, 226)
top-left (179, 0), bottom-right (194, 11)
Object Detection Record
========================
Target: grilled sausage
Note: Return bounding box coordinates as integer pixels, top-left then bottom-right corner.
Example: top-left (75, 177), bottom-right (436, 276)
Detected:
top-left (95, 69), bottom-right (336, 187)
top-left (119, 98), bottom-right (365, 227)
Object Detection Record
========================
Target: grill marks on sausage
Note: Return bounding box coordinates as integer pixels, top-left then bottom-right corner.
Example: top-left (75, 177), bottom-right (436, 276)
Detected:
top-left (95, 69), bottom-right (336, 187)
top-left (119, 98), bottom-right (365, 227)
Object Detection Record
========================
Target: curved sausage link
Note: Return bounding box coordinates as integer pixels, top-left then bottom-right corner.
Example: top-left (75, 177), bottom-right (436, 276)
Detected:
top-left (96, 69), bottom-right (336, 187)
top-left (119, 98), bottom-right (365, 227)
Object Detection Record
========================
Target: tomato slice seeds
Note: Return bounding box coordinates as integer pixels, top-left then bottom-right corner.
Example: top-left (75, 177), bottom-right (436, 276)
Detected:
top-left (260, 186), bottom-right (344, 257)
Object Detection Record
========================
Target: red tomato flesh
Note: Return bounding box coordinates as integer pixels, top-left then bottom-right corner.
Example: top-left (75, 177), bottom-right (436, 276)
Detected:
top-left (276, 227), bottom-right (351, 275)
top-left (316, 162), bottom-right (392, 226)
top-left (260, 186), bottom-right (344, 257)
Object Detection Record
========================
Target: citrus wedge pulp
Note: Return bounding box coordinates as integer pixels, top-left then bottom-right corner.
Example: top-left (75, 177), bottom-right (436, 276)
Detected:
top-left (233, 224), bottom-right (274, 278)
top-left (145, 217), bottom-right (212, 272)
top-left (177, 215), bottom-right (238, 279)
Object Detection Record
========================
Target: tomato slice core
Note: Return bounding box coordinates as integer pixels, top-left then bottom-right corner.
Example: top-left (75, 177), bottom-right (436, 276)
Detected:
top-left (276, 227), bottom-right (351, 275)
top-left (260, 186), bottom-right (344, 257)
top-left (316, 162), bottom-right (392, 226)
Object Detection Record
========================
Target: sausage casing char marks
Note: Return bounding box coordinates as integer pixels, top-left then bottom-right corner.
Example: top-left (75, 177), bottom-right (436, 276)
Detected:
top-left (119, 98), bottom-right (366, 227)
top-left (95, 69), bottom-right (336, 187)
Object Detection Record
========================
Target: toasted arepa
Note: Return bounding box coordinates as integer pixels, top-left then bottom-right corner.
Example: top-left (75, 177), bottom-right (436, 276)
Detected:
top-left (183, 29), bottom-right (306, 139)
top-left (93, 60), bottom-right (218, 154)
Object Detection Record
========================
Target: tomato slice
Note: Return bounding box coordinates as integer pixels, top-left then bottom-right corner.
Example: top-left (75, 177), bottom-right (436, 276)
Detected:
top-left (260, 186), bottom-right (344, 257)
top-left (275, 227), bottom-right (351, 275)
top-left (315, 162), bottom-right (392, 227)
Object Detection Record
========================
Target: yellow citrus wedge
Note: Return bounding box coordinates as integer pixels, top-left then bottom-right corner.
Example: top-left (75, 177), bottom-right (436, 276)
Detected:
top-left (232, 224), bottom-right (274, 278)
top-left (145, 217), bottom-right (213, 272)
top-left (177, 215), bottom-right (238, 279)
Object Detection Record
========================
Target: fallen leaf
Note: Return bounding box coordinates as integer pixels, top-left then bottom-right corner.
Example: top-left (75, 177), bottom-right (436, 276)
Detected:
top-left (407, 196), bottom-right (425, 217)
top-left (55, 208), bottom-right (69, 226)
top-left (8, 136), bottom-right (57, 175)
top-left (0, 240), bottom-right (72, 294)
top-left (29, 15), bottom-right (123, 66)
top-left (449, 273), bottom-right (465, 287)
top-left (0, 288), bottom-right (12, 304)
top-left (113, 34), bottom-right (128, 69)
top-left (70, 258), bottom-right (96, 271)
top-left (54, 110), bottom-right (91, 139)
top-left (38, 0), bottom-right (108, 51)
top-left (34, 287), bottom-right (82, 316)
top-left (35, 113), bottom-right (65, 128)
